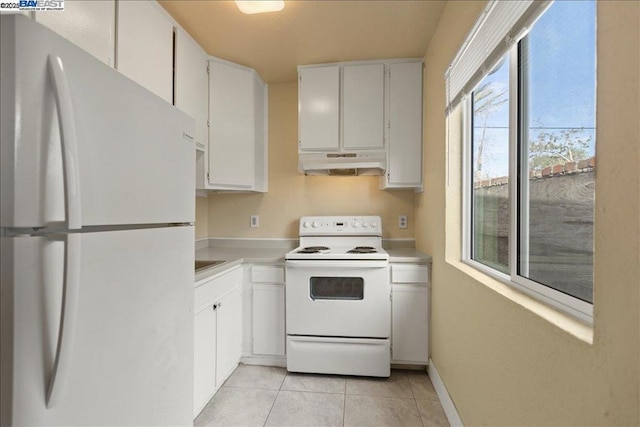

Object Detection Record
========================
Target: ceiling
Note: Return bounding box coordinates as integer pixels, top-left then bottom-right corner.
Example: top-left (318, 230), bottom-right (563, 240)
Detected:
top-left (159, 0), bottom-right (446, 84)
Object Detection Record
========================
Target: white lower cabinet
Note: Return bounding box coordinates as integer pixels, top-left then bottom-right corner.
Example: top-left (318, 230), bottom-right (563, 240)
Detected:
top-left (215, 286), bottom-right (243, 385)
top-left (390, 264), bottom-right (430, 364)
top-left (193, 303), bottom-right (216, 415)
top-left (193, 266), bottom-right (243, 419)
top-left (252, 284), bottom-right (285, 356)
top-left (242, 264), bottom-right (286, 362)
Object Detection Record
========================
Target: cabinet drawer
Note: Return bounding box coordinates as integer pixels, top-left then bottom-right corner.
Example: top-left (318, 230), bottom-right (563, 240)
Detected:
top-left (251, 265), bottom-right (285, 283)
top-left (391, 264), bottom-right (429, 284)
top-left (195, 266), bottom-right (242, 312)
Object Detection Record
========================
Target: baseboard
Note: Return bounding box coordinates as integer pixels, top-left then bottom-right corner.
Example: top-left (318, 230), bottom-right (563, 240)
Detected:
top-left (428, 359), bottom-right (463, 427)
top-left (240, 355), bottom-right (287, 368)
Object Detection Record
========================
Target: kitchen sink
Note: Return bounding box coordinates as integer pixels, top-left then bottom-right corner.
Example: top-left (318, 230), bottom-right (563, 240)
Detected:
top-left (195, 260), bottom-right (226, 272)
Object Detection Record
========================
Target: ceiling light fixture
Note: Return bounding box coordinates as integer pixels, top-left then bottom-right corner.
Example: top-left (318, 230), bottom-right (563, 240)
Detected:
top-left (234, 1), bottom-right (285, 15)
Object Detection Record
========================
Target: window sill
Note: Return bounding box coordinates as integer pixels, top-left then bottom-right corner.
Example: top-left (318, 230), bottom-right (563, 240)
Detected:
top-left (449, 258), bottom-right (594, 345)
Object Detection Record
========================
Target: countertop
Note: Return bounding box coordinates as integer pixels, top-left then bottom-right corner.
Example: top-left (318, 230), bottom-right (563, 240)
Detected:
top-left (194, 246), bottom-right (289, 282)
top-left (194, 241), bottom-right (431, 282)
top-left (386, 248), bottom-right (432, 264)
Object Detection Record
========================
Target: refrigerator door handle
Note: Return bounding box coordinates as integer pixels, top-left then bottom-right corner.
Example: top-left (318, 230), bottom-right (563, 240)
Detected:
top-left (46, 233), bottom-right (82, 408)
top-left (47, 55), bottom-right (82, 230)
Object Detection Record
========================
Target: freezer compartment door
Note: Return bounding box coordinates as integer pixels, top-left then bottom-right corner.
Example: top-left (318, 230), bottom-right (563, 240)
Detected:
top-left (1, 226), bottom-right (194, 426)
top-left (0, 15), bottom-right (194, 229)
top-left (287, 336), bottom-right (390, 377)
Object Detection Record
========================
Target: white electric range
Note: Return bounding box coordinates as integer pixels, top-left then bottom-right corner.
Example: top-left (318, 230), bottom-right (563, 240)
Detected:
top-left (285, 216), bottom-right (391, 377)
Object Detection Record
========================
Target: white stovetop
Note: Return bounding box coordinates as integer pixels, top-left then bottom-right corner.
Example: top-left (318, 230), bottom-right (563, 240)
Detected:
top-left (285, 245), bottom-right (389, 261)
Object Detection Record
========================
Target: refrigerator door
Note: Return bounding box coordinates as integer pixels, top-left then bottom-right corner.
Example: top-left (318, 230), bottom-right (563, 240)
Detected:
top-left (0, 226), bottom-right (194, 426)
top-left (0, 15), bottom-right (194, 229)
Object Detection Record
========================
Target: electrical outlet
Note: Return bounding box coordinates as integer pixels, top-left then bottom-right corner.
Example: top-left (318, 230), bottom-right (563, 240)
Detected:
top-left (250, 215), bottom-right (259, 228)
top-left (398, 215), bottom-right (408, 229)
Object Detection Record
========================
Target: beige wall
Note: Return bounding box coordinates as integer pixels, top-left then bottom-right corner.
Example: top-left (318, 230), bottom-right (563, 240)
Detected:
top-left (195, 196), bottom-right (208, 239)
top-left (205, 82), bottom-right (416, 239)
top-left (416, 1), bottom-right (639, 425)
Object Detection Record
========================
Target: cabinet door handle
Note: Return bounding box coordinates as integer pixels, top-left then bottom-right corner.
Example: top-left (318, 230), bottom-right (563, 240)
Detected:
top-left (213, 304), bottom-right (217, 311)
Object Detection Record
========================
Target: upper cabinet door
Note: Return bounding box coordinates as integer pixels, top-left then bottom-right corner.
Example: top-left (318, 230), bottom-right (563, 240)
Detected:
top-left (175, 29), bottom-right (208, 149)
top-left (116, 0), bottom-right (173, 103)
top-left (298, 66), bottom-right (340, 151)
top-left (252, 74), bottom-right (268, 192)
top-left (343, 64), bottom-right (385, 150)
top-left (388, 62), bottom-right (423, 186)
top-left (34, 0), bottom-right (116, 67)
top-left (208, 60), bottom-right (254, 188)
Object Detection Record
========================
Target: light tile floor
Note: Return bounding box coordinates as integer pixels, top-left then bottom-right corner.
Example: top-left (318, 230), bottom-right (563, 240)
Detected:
top-left (195, 364), bottom-right (449, 427)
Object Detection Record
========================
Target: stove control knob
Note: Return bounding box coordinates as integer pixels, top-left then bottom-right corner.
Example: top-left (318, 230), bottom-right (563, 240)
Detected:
top-left (362, 221), bottom-right (369, 228)
top-left (352, 220), bottom-right (360, 228)
top-left (302, 221), bottom-right (310, 228)
top-left (312, 221), bottom-right (319, 228)
top-left (371, 220), bottom-right (378, 228)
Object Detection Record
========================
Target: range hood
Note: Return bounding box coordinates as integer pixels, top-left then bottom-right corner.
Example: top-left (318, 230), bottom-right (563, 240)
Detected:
top-left (298, 151), bottom-right (387, 176)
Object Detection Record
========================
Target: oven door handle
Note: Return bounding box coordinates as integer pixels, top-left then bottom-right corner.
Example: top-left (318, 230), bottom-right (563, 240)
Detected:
top-left (285, 260), bottom-right (389, 269)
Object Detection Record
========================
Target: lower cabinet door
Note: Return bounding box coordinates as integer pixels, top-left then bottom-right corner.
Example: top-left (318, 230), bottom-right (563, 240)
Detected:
top-left (194, 305), bottom-right (217, 417)
top-left (215, 286), bottom-right (243, 387)
top-left (391, 284), bottom-right (429, 363)
top-left (252, 284), bottom-right (285, 356)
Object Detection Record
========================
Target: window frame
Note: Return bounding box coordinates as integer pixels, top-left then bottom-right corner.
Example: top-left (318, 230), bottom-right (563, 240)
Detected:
top-left (461, 44), bottom-right (594, 324)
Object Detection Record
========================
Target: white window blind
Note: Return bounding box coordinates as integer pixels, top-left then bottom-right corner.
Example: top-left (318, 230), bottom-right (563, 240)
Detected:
top-left (445, 0), bottom-right (552, 114)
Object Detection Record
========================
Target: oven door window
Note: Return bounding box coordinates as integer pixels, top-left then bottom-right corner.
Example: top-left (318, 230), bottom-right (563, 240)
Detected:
top-left (309, 277), bottom-right (364, 300)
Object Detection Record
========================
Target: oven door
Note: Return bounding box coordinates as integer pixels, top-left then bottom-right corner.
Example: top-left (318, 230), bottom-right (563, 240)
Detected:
top-left (285, 260), bottom-right (390, 338)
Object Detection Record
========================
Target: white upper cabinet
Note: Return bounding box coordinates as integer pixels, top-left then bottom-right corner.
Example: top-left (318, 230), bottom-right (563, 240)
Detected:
top-left (175, 28), bottom-right (208, 150)
top-left (252, 73), bottom-right (268, 192)
top-left (116, 0), bottom-right (174, 103)
top-left (298, 59), bottom-right (423, 189)
top-left (34, 0), bottom-right (116, 67)
top-left (383, 61), bottom-right (423, 189)
top-left (343, 64), bottom-right (385, 150)
top-left (298, 66), bottom-right (340, 152)
top-left (207, 59), bottom-right (267, 192)
top-left (209, 60), bottom-right (253, 188)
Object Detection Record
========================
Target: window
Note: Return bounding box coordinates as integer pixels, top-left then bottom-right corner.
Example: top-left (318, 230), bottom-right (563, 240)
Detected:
top-left (517, 1), bottom-right (596, 305)
top-left (460, 0), bottom-right (596, 320)
top-left (471, 58), bottom-right (510, 274)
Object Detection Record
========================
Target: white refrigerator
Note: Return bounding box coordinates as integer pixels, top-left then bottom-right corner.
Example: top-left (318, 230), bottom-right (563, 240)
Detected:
top-left (0, 15), bottom-right (195, 426)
